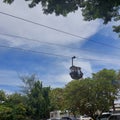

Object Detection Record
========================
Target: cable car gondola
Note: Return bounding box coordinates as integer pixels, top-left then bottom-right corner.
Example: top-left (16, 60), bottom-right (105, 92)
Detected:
top-left (69, 56), bottom-right (83, 80)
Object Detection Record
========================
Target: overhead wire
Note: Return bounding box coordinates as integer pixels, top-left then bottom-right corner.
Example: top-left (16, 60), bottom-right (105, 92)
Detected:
top-left (0, 44), bottom-right (115, 63)
top-left (4, 42), bottom-right (93, 78)
top-left (0, 11), bottom-right (119, 66)
top-left (0, 11), bottom-right (120, 50)
top-left (0, 44), bottom-right (70, 58)
top-left (0, 32), bottom-right (79, 49)
top-left (1, 32), bottom-right (120, 58)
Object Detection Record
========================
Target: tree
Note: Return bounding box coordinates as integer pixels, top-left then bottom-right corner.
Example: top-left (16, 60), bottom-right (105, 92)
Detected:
top-left (3, 0), bottom-right (120, 36)
top-left (49, 88), bottom-right (65, 111)
top-left (0, 90), bottom-right (6, 103)
top-left (64, 79), bottom-right (98, 118)
top-left (0, 93), bottom-right (29, 120)
top-left (0, 74), bottom-right (51, 120)
top-left (0, 105), bottom-right (13, 120)
top-left (92, 69), bottom-right (119, 111)
top-left (92, 68), bottom-right (117, 81)
top-left (6, 93), bottom-right (27, 105)
top-left (20, 74), bottom-right (51, 119)
top-left (64, 69), bottom-right (119, 119)
top-left (27, 81), bottom-right (50, 120)
top-left (42, 86), bottom-right (51, 118)
top-left (12, 103), bottom-right (28, 120)
top-left (20, 74), bottom-right (37, 95)
top-left (81, 0), bottom-right (120, 36)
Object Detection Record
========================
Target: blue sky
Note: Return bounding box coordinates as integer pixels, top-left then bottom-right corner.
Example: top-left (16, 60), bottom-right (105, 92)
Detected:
top-left (0, 0), bottom-right (120, 94)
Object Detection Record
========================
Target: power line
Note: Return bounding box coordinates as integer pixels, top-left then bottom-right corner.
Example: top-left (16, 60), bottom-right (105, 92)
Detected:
top-left (0, 32), bottom-right (77, 49)
top-left (0, 32), bottom-right (90, 55)
top-left (1, 32), bottom-right (120, 58)
top-left (0, 44), bottom-right (114, 63)
top-left (0, 11), bottom-right (83, 38)
top-left (0, 11), bottom-right (120, 50)
top-left (0, 44), bottom-right (70, 58)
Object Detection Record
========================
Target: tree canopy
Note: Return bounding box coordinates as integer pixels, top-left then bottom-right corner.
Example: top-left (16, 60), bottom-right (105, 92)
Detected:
top-left (64, 69), bottom-right (120, 119)
top-left (3, 0), bottom-right (120, 36)
top-left (49, 88), bottom-right (65, 111)
top-left (0, 69), bottom-right (120, 119)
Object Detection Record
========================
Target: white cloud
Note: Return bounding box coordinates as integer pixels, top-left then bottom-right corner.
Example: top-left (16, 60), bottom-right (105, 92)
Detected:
top-left (99, 22), bottom-right (119, 40)
top-left (0, 70), bottom-right (22, 86)
top-left (41, 73), bottom-right (71, 88)
top-left (0, 0), bottom-right (100, 47)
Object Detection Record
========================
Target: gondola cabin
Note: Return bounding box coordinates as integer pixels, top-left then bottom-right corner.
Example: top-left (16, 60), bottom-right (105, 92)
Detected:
top-left (69, 56), bottom-right (83, 79)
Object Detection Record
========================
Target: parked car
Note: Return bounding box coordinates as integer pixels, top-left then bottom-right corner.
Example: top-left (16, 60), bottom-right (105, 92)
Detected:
top-left (97, 112), bottom-right (111, 120)
top-left (108, 113), bottom-right (120, 120)
top-left (61, 116), bottom-right (77, 120)
top-left (47, 118), bottom-right (61, 120)
top-left (77, 116), bottom-right (93, 120)
top-left (51, 118), bottom-right (61, 120)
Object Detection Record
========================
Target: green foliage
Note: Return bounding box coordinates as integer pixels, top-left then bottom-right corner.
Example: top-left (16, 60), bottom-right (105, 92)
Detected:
top-left (5, 93), bottom-right (28, 120)
top-left (82, 0), bottom-right (120, 23)
top-left (64, 69), bottom-right (120, 118)
top-left (28, 81), bottom-right (50, 119)
top-left (0, 105), bottom-right (13, 120)
top-left (21, 75), bottom-right (51, 119)
top-left (92, 69), bottom-right (120, 111)
top-left (92, 68), bottom-right (117, 81)
top-left (3, 0), bottom-right (14, 4)
top-left (12, 103), bottom-right (28, 120)
top-left (6, 93), bottom-right (27, 105)
top-left (0, 100), bottom-right (28, 120)
top-left (0, 90), bottom-right (6, 102)
top-left (0, 75), bottom-right (51, 120)
top-left (49, 88), bottom-right (65, 110)
top-left (113, 25), bottom-right (120, 37)
top-left (0, 70), bottom-right (120, 119)
top-left (64, 79), bottom-right (97, 117)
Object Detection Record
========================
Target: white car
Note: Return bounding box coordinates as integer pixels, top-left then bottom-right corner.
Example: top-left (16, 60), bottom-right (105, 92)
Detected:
top-left (108, 113), bottom-right (120, 120)
top-left (97, 112), bottom-right (111, 120)
top-left (61, 116), bottom-right (77, 120)
top-left (77, 116), bottom-right (93, 120)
